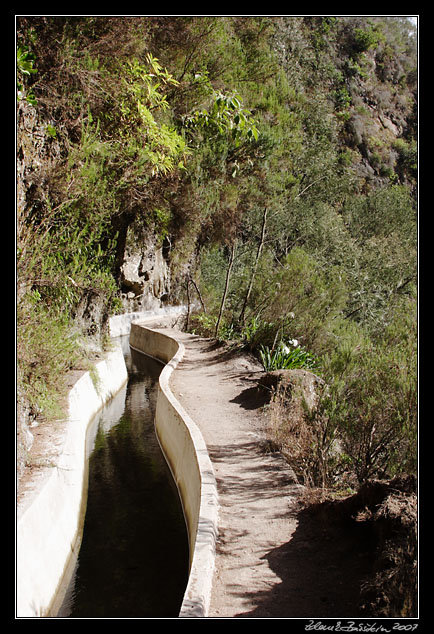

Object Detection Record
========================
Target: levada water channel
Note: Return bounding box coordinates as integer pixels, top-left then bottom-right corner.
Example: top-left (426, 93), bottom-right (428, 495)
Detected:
top-left (57, 336), bottom-right (189, 618)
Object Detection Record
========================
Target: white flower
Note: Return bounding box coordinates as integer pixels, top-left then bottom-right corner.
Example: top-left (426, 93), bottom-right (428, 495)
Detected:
top-left (290, 338), bottom-right (299, 348)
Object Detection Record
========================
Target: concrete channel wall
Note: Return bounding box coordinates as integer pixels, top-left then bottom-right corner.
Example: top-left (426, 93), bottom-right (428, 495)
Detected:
top-left (109, 306), bottom-right (186, 338)
top-left (16, 342), bottom-right (128, 618)
top-left (16, 310), bottom-right (217, 618)
top-left (129, 323), bottom-right (219, 618)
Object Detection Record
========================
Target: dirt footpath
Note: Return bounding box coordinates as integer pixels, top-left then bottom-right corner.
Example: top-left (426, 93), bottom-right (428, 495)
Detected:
top-left (165, 329), bottom-right (374, 619)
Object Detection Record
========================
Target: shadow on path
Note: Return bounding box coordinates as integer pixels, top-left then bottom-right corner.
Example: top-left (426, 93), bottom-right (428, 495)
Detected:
top-left (233, 505), bottom-right (376, 618)
top-left (229, 383), bottom-right (270, 410)
top-left (208, 440), bottom-right (297, 510)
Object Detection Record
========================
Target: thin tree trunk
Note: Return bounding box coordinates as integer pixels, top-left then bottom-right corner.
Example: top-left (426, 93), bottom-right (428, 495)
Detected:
top-left (215, 241), bottom-right (237, 338)
top-left (239, 207), bottom-right (268, 326)
top-left (189, 276), bottom-right (206, 313)
top-left (185, 275), bottom-right (191, 331)
top-left (185, 275), bottom-right (205, 331)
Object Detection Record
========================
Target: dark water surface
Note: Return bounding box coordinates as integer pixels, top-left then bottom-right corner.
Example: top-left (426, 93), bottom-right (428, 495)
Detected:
top-left (58, 337), bottom-right (189, 618)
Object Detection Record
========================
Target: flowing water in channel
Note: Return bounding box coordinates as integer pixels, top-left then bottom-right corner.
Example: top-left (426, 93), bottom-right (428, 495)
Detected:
top-left (58, 336), bottom-right (189, 618)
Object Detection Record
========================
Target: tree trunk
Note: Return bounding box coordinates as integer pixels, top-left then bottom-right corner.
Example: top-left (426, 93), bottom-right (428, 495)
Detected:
top-left (239, 207), bottom-right (268, 326)
top-left (188, 276), bottom-right (206, 313)
top-left (215, 241), bottom-right (237, 338)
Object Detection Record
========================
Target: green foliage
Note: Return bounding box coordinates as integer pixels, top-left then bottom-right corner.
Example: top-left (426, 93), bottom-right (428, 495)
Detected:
top-left (318, 296), bottom-right (417, 483)
top-left (184, 89), bottom-right (259, 147)
top-left (393, 138), bottom-right (417, 177)
top-left (17, 44), bottom-right (37, 105)
top-left (17, 292), bottom-right (80, 419)
top-left (16, 16), bottom-right (417, 490)
top-left (187, 311), bottom-right (217, 338)
top-left (259, 341), bottom-right (319, 371)
top-left (241, 316), bottom-right (273, 348)
top-left (342, 185), bottom-right (417, 329)
top-left (17, 45), bottom-right (37, 78)
top-left (249, 247), bottom-right (348, 354)
top-left (112, 54), bottom-right (190, 179)
top-left (352, 24), bottom-right (384, 55)
top-left (45, 124), bottom-right (57, 138)
top-left (18, 195), bottom-right (118, 312)
top-left (333, 85), bottom-right (352, 110)
top-left (267, 295), bottom-right (417, 489)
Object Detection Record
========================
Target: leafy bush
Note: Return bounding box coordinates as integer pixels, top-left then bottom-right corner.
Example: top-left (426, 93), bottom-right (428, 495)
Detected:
top-left (241, 316), bottom-right (274, 349)
top-left (17, 44), bottom-right (37, 105)
top-left (266, 295), bottom-right (416, 490)
top-left (251, 247), bottom-right (349, 354)
top-left (318, 297), bottom-right (417, 484)
top-left (266, 367), bottom-right (335, 488)
top-left (393, 138), bottom-right (417, 178)
top-left (17, 292), bottom-right (80, 419)
top-left (352, 25), bottom-right (384, 55)
top-left (259, 340), bottom-right (319, 371)
top-left (183, 89), bottom-right (259, 147)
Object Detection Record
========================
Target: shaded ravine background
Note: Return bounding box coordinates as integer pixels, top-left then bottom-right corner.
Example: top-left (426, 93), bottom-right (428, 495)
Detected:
top-left (58, 336), bottom-right (189, 618)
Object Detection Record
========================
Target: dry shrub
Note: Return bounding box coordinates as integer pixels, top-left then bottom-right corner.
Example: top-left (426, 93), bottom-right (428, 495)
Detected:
top-left (264, 369), bottom-right (328, 486)
top-left (304, 475), bottom-right (417, 617)
top-left (359, 477), bottom-right (418, 617)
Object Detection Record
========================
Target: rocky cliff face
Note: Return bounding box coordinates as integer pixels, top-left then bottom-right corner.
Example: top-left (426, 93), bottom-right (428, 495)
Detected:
top-left (119, 236), bottom-right (171, 314)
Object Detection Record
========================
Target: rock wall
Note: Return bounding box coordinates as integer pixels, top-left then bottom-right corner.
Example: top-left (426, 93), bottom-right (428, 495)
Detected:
top-left (120, 245), bottom-right (169, 309)
top-left (119, 236), bottom-right (171, 313)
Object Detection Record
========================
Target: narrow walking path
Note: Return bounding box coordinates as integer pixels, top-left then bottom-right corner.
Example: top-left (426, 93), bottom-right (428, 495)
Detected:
top-left (161, 328), bottom-right (303, 617)
top-left (156, 326), bottom-right (375, 618)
